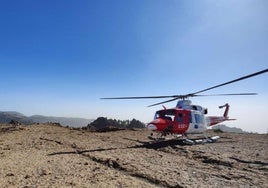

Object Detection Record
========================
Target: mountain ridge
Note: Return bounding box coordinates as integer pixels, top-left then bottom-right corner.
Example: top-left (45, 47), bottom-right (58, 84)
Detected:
top-left (1, 111), bottom-right (248, 132)
top-left (0, 111), bottom-right (93, 127)
top-left (212, 124), bottom-right (246, 133)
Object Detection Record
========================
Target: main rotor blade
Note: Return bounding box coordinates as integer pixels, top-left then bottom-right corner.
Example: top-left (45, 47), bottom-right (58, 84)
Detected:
top-left (101, 95), bottom-right (182, 100)
top-left (101, 69), bottom-right (267, 107)
top-left (194, 93), bottom-right (258, 97)
top-left (147, 93), bottom-right (257, 107)
top-left (192, 68), bottom-right (268, 95)
top-left (148, 97), bottom-right (181, 107)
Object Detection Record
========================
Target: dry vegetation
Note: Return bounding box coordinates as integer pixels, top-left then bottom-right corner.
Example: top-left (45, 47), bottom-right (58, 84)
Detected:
top-left (0, 124), bottom-right (267, 188)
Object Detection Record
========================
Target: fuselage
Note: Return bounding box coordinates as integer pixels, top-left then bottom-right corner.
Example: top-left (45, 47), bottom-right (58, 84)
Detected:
top-left (147, 108), bottom-right (207, 134)
top-left (147, 101), bottom-right (234, 135)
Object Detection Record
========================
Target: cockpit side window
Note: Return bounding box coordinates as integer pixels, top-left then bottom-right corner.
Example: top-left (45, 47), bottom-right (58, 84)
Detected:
top-left (176, 113), bottom-right (184, 123)
top-left (154, 111), bottom-right (163, 119)
top-left (154, 110), bottom-right (176, 121)
top-left (189, 113), bottom-right (192, 123)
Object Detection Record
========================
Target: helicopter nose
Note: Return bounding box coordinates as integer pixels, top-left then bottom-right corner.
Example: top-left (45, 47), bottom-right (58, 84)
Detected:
top-left (147, 124), bottom-right (157, 131)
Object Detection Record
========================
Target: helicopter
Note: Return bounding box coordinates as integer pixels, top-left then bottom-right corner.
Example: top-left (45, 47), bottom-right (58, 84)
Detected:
top-left (101, 68), bottom-right (268, 144)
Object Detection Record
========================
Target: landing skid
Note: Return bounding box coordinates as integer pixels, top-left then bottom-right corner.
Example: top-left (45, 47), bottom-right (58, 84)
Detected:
top-left (183, 136), bottom-right (220, 145)
top-left (148, 133), bottom-right (220, 145)
top-left (148, 132), bottom-right (182, 142)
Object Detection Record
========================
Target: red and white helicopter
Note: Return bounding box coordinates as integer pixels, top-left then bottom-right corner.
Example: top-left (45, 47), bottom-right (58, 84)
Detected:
top-left (102, 69), bottom-right (267, 144)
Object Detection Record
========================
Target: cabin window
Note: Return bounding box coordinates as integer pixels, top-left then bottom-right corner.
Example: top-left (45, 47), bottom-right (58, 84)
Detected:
top-left (194, 114), bottom-right (204, 124)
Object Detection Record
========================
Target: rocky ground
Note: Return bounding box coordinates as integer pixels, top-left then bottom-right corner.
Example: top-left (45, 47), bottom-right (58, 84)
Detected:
top-left (0, 124), bottom-right (267, 188)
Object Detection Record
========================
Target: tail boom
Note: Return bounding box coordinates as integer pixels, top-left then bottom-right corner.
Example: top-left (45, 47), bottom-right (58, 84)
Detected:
top-left (207, 116), bottom-right (236, 126)
top-left (206, 103), bottom-right (236, 126)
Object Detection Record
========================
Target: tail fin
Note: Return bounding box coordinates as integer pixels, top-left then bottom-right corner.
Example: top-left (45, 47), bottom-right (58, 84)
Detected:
top-left (219, 103), bottom-right (229, 118)
top-left (207, 103), bottom-right (235, 126)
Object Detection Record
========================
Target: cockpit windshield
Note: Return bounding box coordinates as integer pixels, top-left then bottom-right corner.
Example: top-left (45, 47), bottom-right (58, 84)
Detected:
top-left (154, 109), bottom-right (176, 121)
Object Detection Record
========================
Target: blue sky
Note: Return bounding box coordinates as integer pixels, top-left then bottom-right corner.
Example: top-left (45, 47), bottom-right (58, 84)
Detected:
top-left (0, 0), bottom-right (267, 133)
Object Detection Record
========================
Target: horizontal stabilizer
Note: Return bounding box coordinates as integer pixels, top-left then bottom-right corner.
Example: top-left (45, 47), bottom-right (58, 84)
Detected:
top-left (226, 118), bottom-right (236, 121)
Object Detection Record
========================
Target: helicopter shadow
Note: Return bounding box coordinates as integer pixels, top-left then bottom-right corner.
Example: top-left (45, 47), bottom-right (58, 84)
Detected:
top-left (123, 137), bottom-right (188, 150)
top-left (47, 138), bottom-right (188, 156)
top-left (48, 136), bottom-right (229, 156)
top-left (123, 136), bottom-right (233, 149)
top-left (47, 147), bottom-right (119, 156)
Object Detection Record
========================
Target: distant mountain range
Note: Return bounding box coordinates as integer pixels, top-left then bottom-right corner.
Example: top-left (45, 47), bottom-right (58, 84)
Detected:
top-left (1, 111), bottom-right (247, 133)
top-left (212, 124), bottom-right (246, 133)
top-left (0, 111), bottom-right (93, 127)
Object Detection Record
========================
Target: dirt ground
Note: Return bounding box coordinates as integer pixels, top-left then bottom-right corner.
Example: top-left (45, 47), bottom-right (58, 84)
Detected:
top-left (0, 124), bottom-right (267, 188)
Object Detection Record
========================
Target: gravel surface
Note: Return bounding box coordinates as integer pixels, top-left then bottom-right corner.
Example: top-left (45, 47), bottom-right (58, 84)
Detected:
top-left (0, 124), bottom-right (267, 188)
